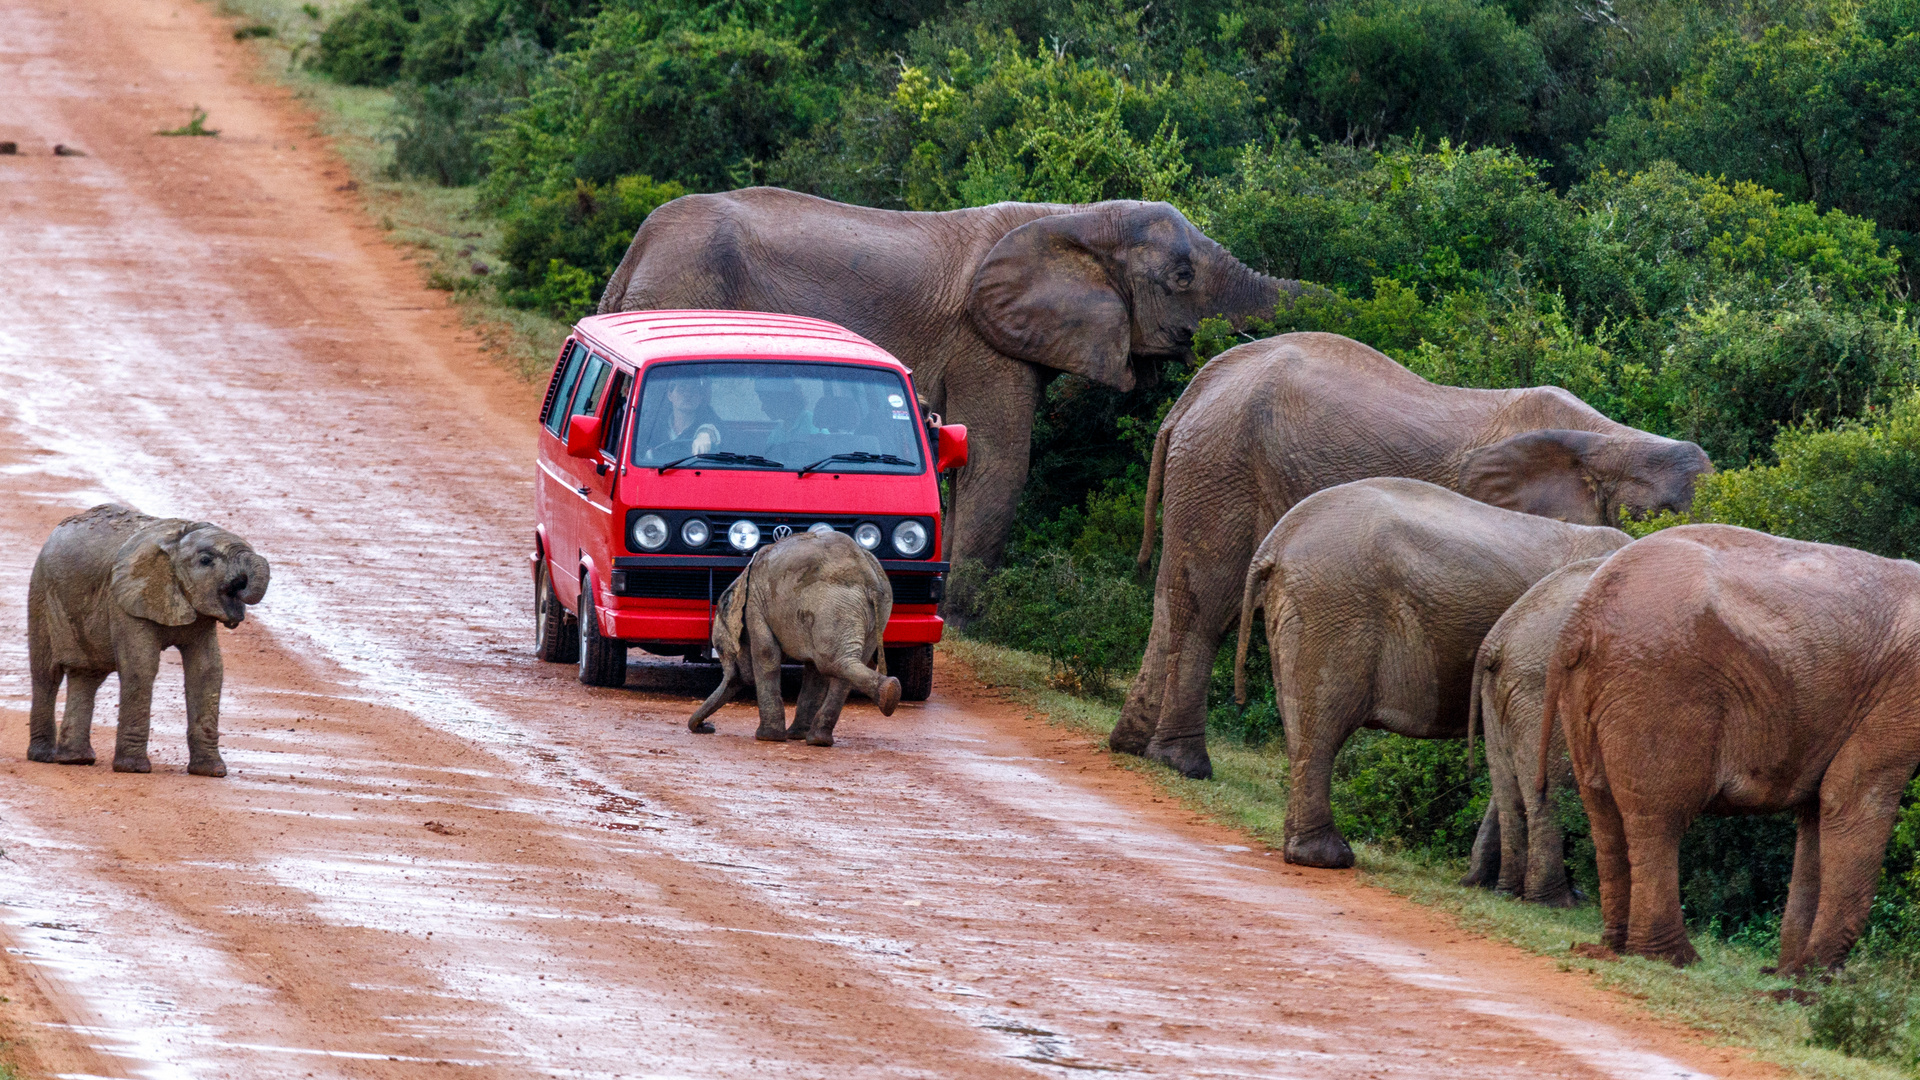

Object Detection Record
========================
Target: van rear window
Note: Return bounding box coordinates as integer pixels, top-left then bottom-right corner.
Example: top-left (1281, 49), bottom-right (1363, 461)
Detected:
top-left (631, 362), bottom-right (924, 473)
top-left (542, 342), bottom-right (588, 435)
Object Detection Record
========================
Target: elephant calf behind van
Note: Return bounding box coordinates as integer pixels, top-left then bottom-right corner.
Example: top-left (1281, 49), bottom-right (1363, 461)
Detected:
top-left (27, 504), bottom-right (270, 777)
top-left (1233, 478), bottom-right (1629, 869)
top-left (688, 530), bottom-right (900, 746)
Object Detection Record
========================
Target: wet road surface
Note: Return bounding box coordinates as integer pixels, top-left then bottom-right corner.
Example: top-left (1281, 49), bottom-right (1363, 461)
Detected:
top-left (0, 0), bottom-right (1784, 1076)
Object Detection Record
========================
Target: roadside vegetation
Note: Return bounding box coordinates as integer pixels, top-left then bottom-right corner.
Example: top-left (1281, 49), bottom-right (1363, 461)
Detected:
top-left (217, 0), bottom-right (1920, 1071)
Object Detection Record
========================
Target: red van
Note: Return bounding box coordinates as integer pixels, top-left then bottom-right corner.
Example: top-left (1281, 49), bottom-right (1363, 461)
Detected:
top-left (530, 310), bottom-right (966, 701)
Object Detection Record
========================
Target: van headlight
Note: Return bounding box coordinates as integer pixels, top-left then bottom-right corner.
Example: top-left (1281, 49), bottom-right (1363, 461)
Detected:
top-left (892, 519), bottom-right (928, 557)
top-left (854, 522), bottom-right (882, 550)
top-left (631, 514), bottom-right (669, 551)
top-left (681, 518), bottom-right (710, 548)
top-left (728, 519), bottom-right (761, 552)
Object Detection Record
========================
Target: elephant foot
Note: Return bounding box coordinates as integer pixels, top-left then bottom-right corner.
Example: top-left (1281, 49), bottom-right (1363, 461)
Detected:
top-left (1526, 885), bottom-right (1578, 909)
top-left (50, 746), bottom-right (96, 766)
top-left (1458, 863), bottom-right (1497, 889)
top-left (188, 757), bottom-right (227, 778)
top-left (785, 721), bottom-right (810, 740)
top-left (1632, 939), bottom-right (1699, 968)
top-left (1107, 716), bottom-right (1153, 757)
top-left (26, 742), bottom-right (56, 763)
top-left (805, 731), bottom-right (834, 748)
top-left (754, 723), bottom-right (788, 743)
top-left (1284, 825), bottom-right (1355, 869)
top-left (875, 676), bottom-right (901, 717)
top-left (689, 720), bottom-right (715, 734)
top-left (112, 754), bottom-right (151, 774)
top-left (1145, 734), bottom-right (1212, 780)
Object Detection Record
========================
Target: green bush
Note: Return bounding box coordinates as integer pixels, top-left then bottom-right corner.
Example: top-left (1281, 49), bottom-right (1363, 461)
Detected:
top-left (495, 174), bottom-right (684, 319)
top-left (1808, 961), bottom-right (1919, 1063)
top-left (313, 0), bottom-right (416, 85)
top-left (974, 551), bottom-right (1152, 698)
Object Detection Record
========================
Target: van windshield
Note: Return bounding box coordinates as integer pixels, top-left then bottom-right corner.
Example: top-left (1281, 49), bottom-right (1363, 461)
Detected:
top-left (631, 361), bottom-right (925, 473)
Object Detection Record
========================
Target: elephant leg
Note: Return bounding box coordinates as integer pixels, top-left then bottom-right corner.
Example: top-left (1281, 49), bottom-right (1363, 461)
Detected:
top-left (1113, 587), bottom-right (1172, 756)
top-left (1280, 664), bottom-right (1366, 868)
top-left (1581, 782), bottom-right (1630, 953)
top-left (806, 678), bottom-right (854, 748)
top-left (941, 358), bottom-right (1041, 607)
top-left (180, 630), bottom-right (226, 778)
top-left (788, 663), bottom-right (828, 740)
top-left (1776, 802), bottom-right (1822, 972)
top-left (1492, 754), bottom-right (1530, 896)
top-left (820, 648), bottom-right (898, 717)
top-left (112, 640), bottom-right (161, 774)
top-left (1521, 759), bottom-right (1575, 907)
top-left (688, 658), bottom-right (741, 734)
top-left (1793, 747), bottom-right (1909, 973)
top-left (28, 662), bottom-right (62, 763)
top-left (1619, 805), bottom-right (1697, 966)
top-left (51, 670), bottom-right (104, 766)
top-left (747, 619), bottom-right (787, 742)
top-left (1460, 803), bottom-right (1500, 889)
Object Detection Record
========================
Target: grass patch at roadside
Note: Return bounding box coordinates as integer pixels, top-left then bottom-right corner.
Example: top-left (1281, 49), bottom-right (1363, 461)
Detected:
top-left (940, 634), bottom-right (1919, 1080)
top-left (203, 0), bottom-right (568, 381)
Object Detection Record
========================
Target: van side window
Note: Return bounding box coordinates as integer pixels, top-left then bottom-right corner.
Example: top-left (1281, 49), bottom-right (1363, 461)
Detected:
top-left (600, 371), bottom-right (633, 456)
top-left (569, 355), bottom-right (613, 417)
top-left (542, 342), bottom-right (589, 435)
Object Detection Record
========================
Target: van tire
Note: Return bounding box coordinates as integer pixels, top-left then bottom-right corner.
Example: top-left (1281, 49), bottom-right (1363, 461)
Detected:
top-left (536, 562), bottom-right (578, 664)
top-left (887, 645), bottom-right (933, 702)
top-left (577, 579), bottom-right (627, 687)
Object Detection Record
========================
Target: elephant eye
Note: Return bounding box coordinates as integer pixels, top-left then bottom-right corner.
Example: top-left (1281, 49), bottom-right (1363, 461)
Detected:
top-left (198, 554), bottom-right (215, 566)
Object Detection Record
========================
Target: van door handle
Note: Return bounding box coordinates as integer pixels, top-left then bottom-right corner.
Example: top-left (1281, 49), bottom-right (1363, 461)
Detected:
top-left (576, 486), bottom-right (590, 496)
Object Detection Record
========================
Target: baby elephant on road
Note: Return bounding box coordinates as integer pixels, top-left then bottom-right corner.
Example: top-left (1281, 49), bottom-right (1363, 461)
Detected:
top-left (1234, 478), bottom-right (1629, 869)
top-left (28, 505), bottom-right (270, 777)
top-left (1459, 557), bottom-right (1610, 907)
top-left (1549, 525), bottom-right (1920, 972)
top-left (689, 531), bottom-right (901, 746)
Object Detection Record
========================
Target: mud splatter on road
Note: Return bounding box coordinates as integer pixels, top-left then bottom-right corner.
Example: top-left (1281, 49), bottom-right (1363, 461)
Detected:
top-left (0, 0), bottom-right (1782, 1076)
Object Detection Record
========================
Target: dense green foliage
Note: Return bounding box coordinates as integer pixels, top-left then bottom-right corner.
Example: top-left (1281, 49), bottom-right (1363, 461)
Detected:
top-left (311, 0), bottom-right (1920, 1006)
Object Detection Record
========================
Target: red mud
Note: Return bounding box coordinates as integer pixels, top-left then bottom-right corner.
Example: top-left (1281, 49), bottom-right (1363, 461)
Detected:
top-left (0, 0), bottom-right (1787, 1075)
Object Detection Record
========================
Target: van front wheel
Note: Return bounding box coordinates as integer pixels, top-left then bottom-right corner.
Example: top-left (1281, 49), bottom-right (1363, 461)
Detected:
top-left (577, 579), bottom-right (627, 687)
top-left (535, 562), bottom-right (578, 664)
top-left (887, 645), bottom-right (933, 702)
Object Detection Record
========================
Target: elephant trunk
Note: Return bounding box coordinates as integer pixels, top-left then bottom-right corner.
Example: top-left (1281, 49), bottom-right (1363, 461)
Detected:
top-left (1211, 252), bottom-right (1305, 331)
top-left (236, 551), bottom-right (271, 605)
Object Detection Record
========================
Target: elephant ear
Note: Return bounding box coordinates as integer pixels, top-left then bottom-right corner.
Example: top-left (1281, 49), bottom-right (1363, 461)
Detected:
top-left (967, 212), bottom-right (1134, 390)
top-left (1459, 429), bottom-right (1608, 525)
top-left (111, 520), bottom-right (198, 626)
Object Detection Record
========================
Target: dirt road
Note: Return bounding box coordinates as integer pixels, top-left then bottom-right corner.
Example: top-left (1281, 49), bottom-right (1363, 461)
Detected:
top-left (0, 1), bottom-right (1785, 1077)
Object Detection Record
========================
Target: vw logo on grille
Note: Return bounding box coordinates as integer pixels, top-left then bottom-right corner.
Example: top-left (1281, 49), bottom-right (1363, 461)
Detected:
top-left (772, 524), bottom-right (793, 540)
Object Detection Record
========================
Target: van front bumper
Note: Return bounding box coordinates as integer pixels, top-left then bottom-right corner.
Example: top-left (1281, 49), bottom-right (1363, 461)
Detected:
top-left (599, 555), bottom-right (946, 646)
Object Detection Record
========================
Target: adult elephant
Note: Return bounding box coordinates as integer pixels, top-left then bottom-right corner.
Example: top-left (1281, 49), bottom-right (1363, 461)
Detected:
top-left (1232, 479), bottom-right (1629, 868)
top-left (1548, 525), bottom-right (1920, 971)
top-left (1120, 332), bottom-right (1710, 780)
top-left (598, 187), bottom-right (1301, 576)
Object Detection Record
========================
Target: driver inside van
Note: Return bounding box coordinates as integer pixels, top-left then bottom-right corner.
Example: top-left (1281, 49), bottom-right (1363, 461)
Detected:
top-left (757, 377), bottom-right (819, 449)
top-left (646, 377), bottom-right (722, 458)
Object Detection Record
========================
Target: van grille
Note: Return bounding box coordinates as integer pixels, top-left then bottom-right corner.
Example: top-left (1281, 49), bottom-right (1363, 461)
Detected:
top-left (612, 567), bottom-right (940, 605)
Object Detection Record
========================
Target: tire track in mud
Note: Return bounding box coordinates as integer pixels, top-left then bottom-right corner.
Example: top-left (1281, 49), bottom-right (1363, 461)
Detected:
top-left (0, 0), bottom-right (1783, 1076)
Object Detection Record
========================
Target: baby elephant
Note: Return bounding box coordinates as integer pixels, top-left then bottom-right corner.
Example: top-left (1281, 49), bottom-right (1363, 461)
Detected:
top-left (1460, 556), bottom-right (1610, 907)
top-left (688, 530), bottom-right (901, 746)
top-left (28, 505), bottom-right (270, 777)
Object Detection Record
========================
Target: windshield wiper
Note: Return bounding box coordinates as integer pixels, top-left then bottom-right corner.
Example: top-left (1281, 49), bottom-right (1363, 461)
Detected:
top-left (657, 452), bottom-right (786, 474)
top-left (797, 452), bottom-right (918, 477)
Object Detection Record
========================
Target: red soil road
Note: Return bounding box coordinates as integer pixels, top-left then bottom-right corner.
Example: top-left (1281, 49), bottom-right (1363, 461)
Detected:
top-left (0, 0), bottom-right (1784, 1077)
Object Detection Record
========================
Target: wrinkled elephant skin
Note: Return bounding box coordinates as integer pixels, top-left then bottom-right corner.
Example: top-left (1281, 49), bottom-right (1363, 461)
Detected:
top-left (1233, 480), bottom-right (1629, 869)
top-left (1549, 525), bottom-right (1920, 972)
top-left (1124, 332), bottom-right (1710, 779)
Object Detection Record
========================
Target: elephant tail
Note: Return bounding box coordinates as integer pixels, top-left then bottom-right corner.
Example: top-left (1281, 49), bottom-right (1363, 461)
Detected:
top-left (1136, 420), bottom-right (1173, 580)
top-left (1466, 643), bottom-right (1489, 778)
top-left (1537, 640), bottom-right (1575, 795)
top-left (1233, 547), bottom-right (1278, 705)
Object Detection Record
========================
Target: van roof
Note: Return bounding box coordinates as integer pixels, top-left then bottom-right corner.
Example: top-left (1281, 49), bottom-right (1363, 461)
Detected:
top-left (574, 310), bottom-right (907, 371)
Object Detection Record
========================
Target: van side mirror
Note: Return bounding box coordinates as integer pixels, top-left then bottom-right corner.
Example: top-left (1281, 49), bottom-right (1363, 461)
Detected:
top-left (936, 424), bottom-right (969, 472)
top-left (565, 415), bottom-right (603, 459)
